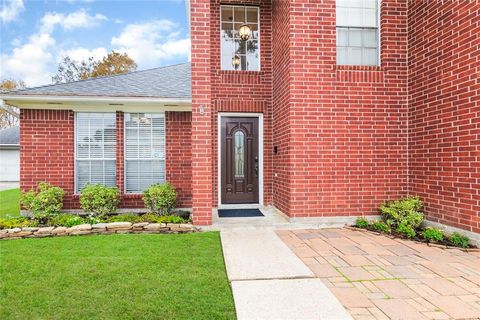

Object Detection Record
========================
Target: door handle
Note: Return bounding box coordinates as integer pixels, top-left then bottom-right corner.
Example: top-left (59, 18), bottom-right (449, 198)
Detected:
top-left (255, 164), bottom-right (258, 176)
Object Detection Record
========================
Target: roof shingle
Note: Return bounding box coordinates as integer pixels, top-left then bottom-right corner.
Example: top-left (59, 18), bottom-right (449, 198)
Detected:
top-left (8, 63), bottom-right (191, 99)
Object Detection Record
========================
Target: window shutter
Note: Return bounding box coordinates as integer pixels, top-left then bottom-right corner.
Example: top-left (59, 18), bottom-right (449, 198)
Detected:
top-left (125, 113), bottom-right (166, 193)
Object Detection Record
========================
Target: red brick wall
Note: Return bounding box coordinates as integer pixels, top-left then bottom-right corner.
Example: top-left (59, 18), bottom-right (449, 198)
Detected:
top-left (408, 1), bottom-right (480, 233)
top-left (190, 0), bottom-right (213, 224)
top-left (275, 0), bottom-right (409, 217)
top-left (20, 110), bottom-right (192, 211)
top-left (271, 0), bottom-right (292, 215)
top-left (209, 0), bottom-right (273, 207)
top-left (20, 109), bottom-right (77, 209)
top-left (166, 111), bottom-right (192, 208)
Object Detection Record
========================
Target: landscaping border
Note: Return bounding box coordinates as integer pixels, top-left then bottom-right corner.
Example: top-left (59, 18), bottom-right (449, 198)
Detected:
top-left (0, 222), bottom-right (199, 240)
top-left (345, 226), bottom-right (480, 252)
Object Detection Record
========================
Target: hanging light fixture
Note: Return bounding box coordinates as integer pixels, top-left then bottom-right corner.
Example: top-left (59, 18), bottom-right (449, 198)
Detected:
top-left (238, 23), bottom-right (251, 41)
top-left (232, 54), bottom-right (241, 69)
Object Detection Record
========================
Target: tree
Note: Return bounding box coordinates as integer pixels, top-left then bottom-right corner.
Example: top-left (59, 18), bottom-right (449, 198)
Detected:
top-left (0, 79), bottom-right (25, 128)
top-left (52, 51), bottom-right (137, 83)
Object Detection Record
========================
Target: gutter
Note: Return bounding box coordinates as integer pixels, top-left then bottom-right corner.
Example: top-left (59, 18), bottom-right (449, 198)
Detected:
top-left (0, 144), bottom-right (20, 150)
top-left (0, 94), bottom-right (192, 112)
top-left (0, 94), bottom-right (191, 105)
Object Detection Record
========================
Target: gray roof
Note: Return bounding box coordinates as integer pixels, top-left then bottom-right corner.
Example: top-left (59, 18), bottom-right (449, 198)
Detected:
top-left (0, 126), bottom-right (19, 145)
top-left (8, 63), bottom-right (191, 99)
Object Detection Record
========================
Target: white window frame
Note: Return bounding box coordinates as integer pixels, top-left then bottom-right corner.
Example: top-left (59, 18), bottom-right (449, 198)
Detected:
top-left (220, 4), bottom-right (261, 71)
top-left (336, 0), bottom-right (381, 66)
top-left (123, 112), bottom-right (166, 194)
top-left (74, 112), bottom-right (117, 194)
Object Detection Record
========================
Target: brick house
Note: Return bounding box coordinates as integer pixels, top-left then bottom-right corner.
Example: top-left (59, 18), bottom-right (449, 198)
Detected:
top-left (1, 1), bottom-right (478, 235)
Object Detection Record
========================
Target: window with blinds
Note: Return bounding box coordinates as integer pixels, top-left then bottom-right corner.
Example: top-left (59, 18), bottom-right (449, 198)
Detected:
top-left (75, 113), bottom-right (116, 193)
top-left (124, 113), bottom-right (166, 193)
top-left (336, 0), bottom-right (379, 66)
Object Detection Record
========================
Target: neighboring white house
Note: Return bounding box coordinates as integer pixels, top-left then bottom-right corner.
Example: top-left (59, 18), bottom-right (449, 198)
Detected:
top-left (0, 126), bottom-right (20, 182)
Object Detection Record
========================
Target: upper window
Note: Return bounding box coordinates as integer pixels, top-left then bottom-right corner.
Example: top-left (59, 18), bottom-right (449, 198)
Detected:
top-left (75, 113), bottom-right (116, 193)
top-left (124, 113), bottom-right (166, 193)
top-left (336, 0), bottom-right (379, 66)
top-left (221, 5), bottom-right (260, 71)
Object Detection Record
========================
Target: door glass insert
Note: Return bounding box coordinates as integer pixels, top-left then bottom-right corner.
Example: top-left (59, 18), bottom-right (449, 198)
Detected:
top-left (234, 131), bottom-right (245, 177)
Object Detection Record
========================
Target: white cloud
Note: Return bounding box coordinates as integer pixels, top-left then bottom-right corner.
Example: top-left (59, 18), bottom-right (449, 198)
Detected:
top-left (59, 47), bottom-right (107, 62)
top-left (0, 0), bottom-right (24, 23)
top-left (1, 33), bottom-right (56, 86)
top-left (111, 20), bottom-right (190, 68)
top-left (41, 9), bottom-right (107, 33)
top-left (1, 9), bottom-right (108, 86)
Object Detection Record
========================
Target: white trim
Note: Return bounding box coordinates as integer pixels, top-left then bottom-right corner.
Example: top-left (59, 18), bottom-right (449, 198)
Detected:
top-left (0, 95), bottom-right (191, 112)
top-left (217, 112), bottom-right (264, 207)
top-left (219, 4), bottom-right (261, 71)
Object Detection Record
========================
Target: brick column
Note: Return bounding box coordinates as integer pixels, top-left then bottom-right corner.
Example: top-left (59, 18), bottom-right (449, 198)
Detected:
top-left (190, 0), bottom-right (213, 225)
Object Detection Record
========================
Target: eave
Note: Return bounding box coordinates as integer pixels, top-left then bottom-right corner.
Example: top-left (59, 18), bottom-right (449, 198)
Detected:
top-left (0, 94), bottom-right (192, 112)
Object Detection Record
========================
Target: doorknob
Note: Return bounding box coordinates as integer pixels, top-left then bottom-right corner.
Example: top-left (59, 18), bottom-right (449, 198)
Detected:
top-left (255, 164), bottom-right (258, 176)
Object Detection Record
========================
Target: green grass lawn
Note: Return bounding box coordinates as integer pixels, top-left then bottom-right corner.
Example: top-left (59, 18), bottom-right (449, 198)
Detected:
top-left (0, 188), bottom-right (20, 219)
top-left (0, 233), bottom-right (236, 319)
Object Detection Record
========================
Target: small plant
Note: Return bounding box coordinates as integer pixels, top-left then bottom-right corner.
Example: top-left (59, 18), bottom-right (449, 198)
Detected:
top-left (141, 213), bottom-right (186, 224)
top-left (379, 196), bottom-right (424, 230)
top-left (79, 184), bottom-right (119, 216)
top-left (396, 222), bottom-right (416, 238)
top-left (48, 214), bottom-right (85, 227)
top-left (422, 227), bottom-right (444, 243)
top-left (0, 217), bottom-right (38, 229)
top-left (21, 182), bottom-right (65, 222)
top-left (142, 183), bottom-right (177, 216)
top-left (449, 232), bottom-right (470, 248)
top-left (371, 221), bottom-right (390, 233)
top-left (106, 214), bottom-right (143, 223)
top-left (355, 217), bottom-right (369, 229)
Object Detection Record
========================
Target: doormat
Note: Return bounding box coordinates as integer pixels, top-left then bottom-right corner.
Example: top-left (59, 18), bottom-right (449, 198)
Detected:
top-left (218, 209), bottom-right (264, 218)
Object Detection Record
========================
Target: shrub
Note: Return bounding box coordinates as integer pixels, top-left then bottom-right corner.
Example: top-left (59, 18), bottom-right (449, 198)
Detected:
top-left (48, 214), bottom-right (85, 227)
top-left (0, 217), bottom-right (38, 229)
top-left (79, 184), bottom-right (119, 216)
top-left (355, 217), bottom-right (369, 229)
top-left (422, 227), bottom-right (444, 243)
top-left (371, 221), bottom-right (390, 233)
top-left (449, 232), bottom-right (470, 248)
top-left (379, 196), bottom-right (424, 230)
top-left (142, 183), bottom-right (177, 215)
top-left (106, 214), bottom-right (143, 223)
top-left (396, 222), bottom-right (416, 238)
top-left (141, 213), bottom-right (186, 224)
top-left (20, 182), bottom-right (65, 222)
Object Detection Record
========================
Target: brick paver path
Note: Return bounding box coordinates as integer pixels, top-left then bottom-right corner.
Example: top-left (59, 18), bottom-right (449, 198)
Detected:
top-left (277, 228), bottom-right (480, 320)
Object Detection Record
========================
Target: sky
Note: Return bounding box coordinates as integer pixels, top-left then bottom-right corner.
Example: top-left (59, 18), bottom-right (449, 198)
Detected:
top-left (0, 0), bottom-right (190, 87)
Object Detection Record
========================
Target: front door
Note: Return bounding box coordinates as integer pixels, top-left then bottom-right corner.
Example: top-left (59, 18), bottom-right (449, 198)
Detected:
top-left (221, 116), bottom-right (259, 204)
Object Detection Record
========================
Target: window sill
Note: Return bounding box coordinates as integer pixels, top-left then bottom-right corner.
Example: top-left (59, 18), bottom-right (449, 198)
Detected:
top-left (335, 65), bottom-right (382, 71)
top-left (219, 69), bottom-right (262, 75)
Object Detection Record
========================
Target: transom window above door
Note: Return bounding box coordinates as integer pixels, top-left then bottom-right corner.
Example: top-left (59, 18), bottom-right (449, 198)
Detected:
top-left (221, 5), bottom-right (260, 71)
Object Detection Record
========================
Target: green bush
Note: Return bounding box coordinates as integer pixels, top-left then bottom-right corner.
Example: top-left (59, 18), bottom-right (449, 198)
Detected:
top-left (371, 221), bottom-right (390, 233)
top-left (379, 196), bottom-right (424, 230)
top-left (106, 214), bottom-right (143, 223)
top-left (79, 184), bottom-right (119, 216)
top-left (20, 182), bottom-right (65, 221)
top-left (355, 217), bottom-right (369, 229)
top-left (449, 232), bottom-right (470, 248)
top-left (48, 214), bottom-right (85, 227)
top-left (141, 213), bottom-right (186, 224)
top-left (0, 217), bottom-right (38, 229)
top-left (142, 183), bottom-right (177, 216)
top-left (422, 227), bottom-right (444, 243)
top-left (396, 222), bottom-right (416, 238)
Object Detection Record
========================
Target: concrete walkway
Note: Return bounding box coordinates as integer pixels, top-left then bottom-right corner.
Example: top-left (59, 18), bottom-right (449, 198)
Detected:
top-left (221, 229), bottom-right (352, 320)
